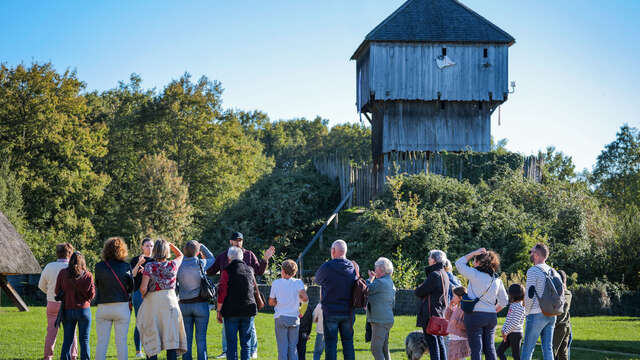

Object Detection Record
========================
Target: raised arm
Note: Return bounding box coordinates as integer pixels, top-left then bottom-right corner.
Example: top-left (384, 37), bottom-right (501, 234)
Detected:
top-left (199, 244), bottom-right (215, 270)
top-left (169, 242), bottom-right (183, 266)
top-left (455, 248), bottom-right (486, 281)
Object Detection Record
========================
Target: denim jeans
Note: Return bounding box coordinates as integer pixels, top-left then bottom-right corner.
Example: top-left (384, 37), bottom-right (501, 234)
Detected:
top-left (323, 313), bottom-right (355, 360)
top-left (61, 308), bottom-right (91, 360)
top-left (249, 321), bottom-right (258, 355)
top-left (463, 311), bottom-right (498, 360)
top-left (224, 317), bottom-right (254, 360)
top-left (423, 331), bottom-right (447, 360)
top-left (274, 316), bottom-right (299, 360)
top-left (312, 333), bottom-right (325, 360)
top-left (221, 323), bottom-right (227, 353)
top-left (521, 313), bottom-right (556, 360)
top-left (132, 290), bottom-right (143, 352)
top-left (180, 302), bottom-right (210, 360)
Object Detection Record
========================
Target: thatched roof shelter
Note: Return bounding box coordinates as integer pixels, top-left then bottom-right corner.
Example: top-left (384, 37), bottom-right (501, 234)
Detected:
top-left (0, 211), bottom-right (40, 275)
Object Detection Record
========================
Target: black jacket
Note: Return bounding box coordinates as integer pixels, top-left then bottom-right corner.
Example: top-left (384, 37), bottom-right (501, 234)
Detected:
top-left (298, 303), bottom-right (313, 340)
top-left (94, 260), bottom-right (134, 305)
top-left (415, 263), bottom-right (449, 328)
top-left (222, 259), bottom-right (258, 318)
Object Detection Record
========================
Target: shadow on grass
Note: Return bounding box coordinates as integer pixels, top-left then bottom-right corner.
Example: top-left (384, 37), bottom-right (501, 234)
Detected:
top-left (572, 340), bottom-right (640, 355)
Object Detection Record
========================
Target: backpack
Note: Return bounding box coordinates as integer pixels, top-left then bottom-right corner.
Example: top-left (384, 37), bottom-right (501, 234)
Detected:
top-left (352, 277), bottom-right (369, 309)
top-left (533, 266), bottom-right (565, 317)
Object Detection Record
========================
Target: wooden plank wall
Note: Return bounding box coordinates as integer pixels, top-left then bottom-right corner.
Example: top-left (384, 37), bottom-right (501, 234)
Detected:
top-left (314, 153), bottom-right (543, 208)
top-left (356, 43), bottom-right (509, 111)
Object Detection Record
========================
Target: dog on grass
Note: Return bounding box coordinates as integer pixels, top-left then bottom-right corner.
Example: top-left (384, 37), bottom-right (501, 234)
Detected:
top-left (405, 330), bottom-right (429, 360)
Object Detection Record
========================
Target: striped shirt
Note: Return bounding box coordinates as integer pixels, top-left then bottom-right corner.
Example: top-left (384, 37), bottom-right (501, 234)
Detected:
top-left (525, 263), bottom-right (552, 314)
top-left (501, 302), bottom-right (525, 335)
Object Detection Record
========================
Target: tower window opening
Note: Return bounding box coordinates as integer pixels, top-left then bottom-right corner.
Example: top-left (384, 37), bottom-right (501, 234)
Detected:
top-left (483, 48), bottom-right (488, 58)
top-left (442, 48), bottom-right (447, 56)
top-left (440, 102), bottom-right (445, 110)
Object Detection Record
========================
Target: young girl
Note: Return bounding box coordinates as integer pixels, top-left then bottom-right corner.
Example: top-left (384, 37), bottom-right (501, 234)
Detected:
top-left (268, 260), bottom-right (309, 360)
top-left (497, 283), bottom-right (525, 360)
top-left (311, 302), bottom-right (324, 360)
top-left (445, 286), bottom-right (471, 360)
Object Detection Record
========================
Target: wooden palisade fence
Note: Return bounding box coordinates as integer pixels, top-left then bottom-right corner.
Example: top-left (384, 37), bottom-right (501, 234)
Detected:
top-left (314, 152), bottom-right (544, 208)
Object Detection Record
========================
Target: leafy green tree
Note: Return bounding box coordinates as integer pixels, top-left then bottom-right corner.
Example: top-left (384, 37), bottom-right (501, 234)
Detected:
top-left (0, 63), bottom-right (110, 251)
top-left (591, 124), bottom-right (640, 211)
top-left (260, 117), bottom-right (328, 168)
top-left (128, 153), bottom-right (192, 244)
top-left (323, 123), bottom-right (371, 163)
top-left (541, 146), bottom-right (576, 183)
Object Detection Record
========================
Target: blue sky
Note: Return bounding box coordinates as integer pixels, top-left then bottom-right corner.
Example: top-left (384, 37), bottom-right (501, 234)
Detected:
top-left (2, 1), bottom-right (639, 171)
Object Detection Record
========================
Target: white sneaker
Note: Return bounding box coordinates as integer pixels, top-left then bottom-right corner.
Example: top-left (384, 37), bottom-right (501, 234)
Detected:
top-left (135, 352), bottom-right (145, 358)
top-left (215, 352), bottom-right (226, 359)
top-left (251, 352), bottom-right (258, 359)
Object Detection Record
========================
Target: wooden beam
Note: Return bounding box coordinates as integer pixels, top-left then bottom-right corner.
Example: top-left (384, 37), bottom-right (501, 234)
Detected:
top-left (0, 274), bottom-right (29, 311)
top-left (363, 112), bottom-right (372, 124)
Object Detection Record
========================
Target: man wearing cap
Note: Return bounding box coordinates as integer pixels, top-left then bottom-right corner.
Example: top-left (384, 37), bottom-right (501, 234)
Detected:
top-left (208, 232), bottom-right (276, 359)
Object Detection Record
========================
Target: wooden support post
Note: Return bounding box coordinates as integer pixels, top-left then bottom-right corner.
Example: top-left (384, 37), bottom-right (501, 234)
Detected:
top-left (0, 274), bottom-right (29, 312)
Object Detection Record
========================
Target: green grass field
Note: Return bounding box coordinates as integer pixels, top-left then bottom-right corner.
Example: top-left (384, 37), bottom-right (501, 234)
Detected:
top-left (0, 307), bottom-right (638, 360)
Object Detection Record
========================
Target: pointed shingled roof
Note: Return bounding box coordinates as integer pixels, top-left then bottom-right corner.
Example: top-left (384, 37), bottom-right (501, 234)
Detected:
top-left (0, 211), bottom-right (41, 275)
top-left (351, 0), bottom-right (515, 60)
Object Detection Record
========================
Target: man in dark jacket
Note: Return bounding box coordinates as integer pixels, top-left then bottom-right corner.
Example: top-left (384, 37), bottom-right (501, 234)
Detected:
top-left (208, 232), bottom-right (275, 359)
top-left (217, 246), bottom-right (258, 360)
top-left (314, 240), bottom-right (358, 360)
top-left (415, 249), bottom-right (450, 360)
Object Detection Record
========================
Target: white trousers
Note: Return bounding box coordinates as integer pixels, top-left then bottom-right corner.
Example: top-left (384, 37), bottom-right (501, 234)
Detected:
top-left (95, 302), bottom-right (131, 360)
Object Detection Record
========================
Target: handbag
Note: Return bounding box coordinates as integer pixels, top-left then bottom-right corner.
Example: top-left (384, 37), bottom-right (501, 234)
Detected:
top-left (425, 270), bottom-right (449, 336)
top-left (461, 276), bottom-right (495, 314)
top-left (252, 274), bottom-right (265, 310)
top-left (54, 291), bottom-right (64, 328)
top-left (198, 260), bottom-right (216, 302)
top-left (105, 260), bottom-right (133, 311)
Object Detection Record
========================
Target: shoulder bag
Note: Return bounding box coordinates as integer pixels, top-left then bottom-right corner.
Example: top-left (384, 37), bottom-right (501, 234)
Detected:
top-left (105, 261), bottom-right (133, 311)
top-left (199, 260), bottom-right (216, 302)
top-left (461, 275), bottom-right (495, 314)
top-left (426, 270), bottom-right (450, 336)
top-left (252, 274), bottom-right (265, 310)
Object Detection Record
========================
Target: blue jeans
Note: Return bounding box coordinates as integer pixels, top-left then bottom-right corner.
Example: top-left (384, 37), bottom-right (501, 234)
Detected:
top-left (250, 320), bottom-right (258, 355)
top-left (423, 331), bottom-right (447, 360)
top-left (180, 302), bottom-right (210, 360)
top-left (313, 333), bottom-right (325, 360)
top-left (132, 290), bottom-right (143, 352)
top-left (274, 316), bottom-right (299, 360)
top-left (323, 313), bottom-right (355, 360)
top-left (224, 317), bottom-right (254, 360)
top-left (568, 331), bottom-right (572, 359)
top-left (521, 313), bottom-right (556, 360)
top-left (463, 311), bottom-right (498, 360)
top-left (61, 308), bottom-right (91, 360)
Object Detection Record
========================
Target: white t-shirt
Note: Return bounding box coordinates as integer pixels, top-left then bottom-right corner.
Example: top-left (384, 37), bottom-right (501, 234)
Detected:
top-left (270, 278), bottom-right (305, 319)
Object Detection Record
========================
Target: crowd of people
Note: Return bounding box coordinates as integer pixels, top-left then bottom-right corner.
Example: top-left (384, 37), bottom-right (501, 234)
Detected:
top-left (38, 235), bottom-right (572, 360)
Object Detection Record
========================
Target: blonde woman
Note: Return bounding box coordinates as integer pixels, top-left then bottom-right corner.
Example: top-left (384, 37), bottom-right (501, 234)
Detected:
top-left (137, 239), bottom-right (187, 360)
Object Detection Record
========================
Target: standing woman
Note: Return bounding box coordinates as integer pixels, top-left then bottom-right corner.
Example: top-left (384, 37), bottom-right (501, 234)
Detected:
top-left (94, 237), bottom-right (134, 360)
top-left (177, 240), bottom-right (216, 360)
top-left (366, 257), bottom-right (396, 360)
top-left (130, 238), bottom-right (154, 358)
top-left (55, 252), bottom-right (95, 360)
top-left (455, 248), bottom-right (508, 360)
top-left (137, 239), bottom-right (188, 360)
top-left (415, 250), bottom-right (450, 360)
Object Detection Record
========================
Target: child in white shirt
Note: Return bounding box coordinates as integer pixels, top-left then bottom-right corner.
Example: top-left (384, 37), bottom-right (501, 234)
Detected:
top-left (269, 260), bottom-right (309, 360)
top-left (312, 303), bottom-right (325, 360)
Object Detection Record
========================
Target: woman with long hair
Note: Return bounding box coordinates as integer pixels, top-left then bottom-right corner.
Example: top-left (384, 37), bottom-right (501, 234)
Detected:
top-left (136, 239), bottom-right (187, 360)
top-left (54, 251), bottom-right (95, 360)
top-left (94, 237), bottom-right (134, 360)
top-left (455, 248), bottom-right (508, 360)
top-left (130, 237), bottom-right (154, 358)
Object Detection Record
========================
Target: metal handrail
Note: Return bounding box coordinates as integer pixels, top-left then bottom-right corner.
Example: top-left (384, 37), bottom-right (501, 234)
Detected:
top-left (297, 188), bottom-right (353, 279)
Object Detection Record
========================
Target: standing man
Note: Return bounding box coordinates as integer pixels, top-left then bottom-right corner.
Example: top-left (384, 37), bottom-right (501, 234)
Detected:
top-left (521, 243), bottom-right (558, 360)
top-left (38, 243), bottom-right (78, 360)
top-left (314, 240), bottom-right (358, 360)
top-left (208, 232), bottom-right (275, 359)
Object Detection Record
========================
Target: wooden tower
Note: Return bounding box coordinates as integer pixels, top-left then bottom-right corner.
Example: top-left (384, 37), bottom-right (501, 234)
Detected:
top-left (351, 0), bottom-right (515, 181)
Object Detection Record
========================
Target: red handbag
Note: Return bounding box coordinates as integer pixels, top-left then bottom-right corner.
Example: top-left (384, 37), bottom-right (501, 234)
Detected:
top-left (425, 270), bottom-right (449, 336)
